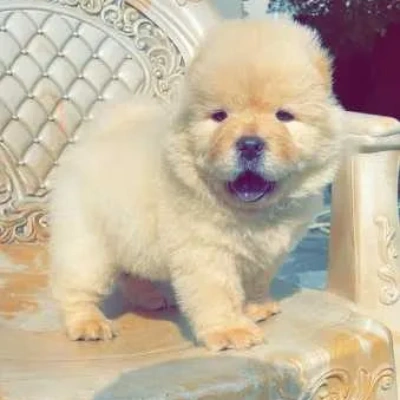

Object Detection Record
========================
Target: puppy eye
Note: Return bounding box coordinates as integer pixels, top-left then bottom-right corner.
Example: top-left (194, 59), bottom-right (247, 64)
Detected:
top-left (210, 110), bottom-right (228, 122)
top-left (276, 109), bottom-right (295, 122)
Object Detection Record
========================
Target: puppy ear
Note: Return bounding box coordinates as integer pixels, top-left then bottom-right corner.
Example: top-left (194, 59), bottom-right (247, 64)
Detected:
top-left (304, 24), bottom-right (334, 91)
top-left (314, 50), bottom-right (333, 91)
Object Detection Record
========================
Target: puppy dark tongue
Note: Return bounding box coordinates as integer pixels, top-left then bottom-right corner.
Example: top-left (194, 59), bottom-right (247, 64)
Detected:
top-left (228, 171), bottom-right (276, 203)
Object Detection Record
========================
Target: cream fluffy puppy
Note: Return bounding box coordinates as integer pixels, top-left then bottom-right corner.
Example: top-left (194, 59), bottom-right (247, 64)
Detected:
top-left (50, 18), bottom-right (345, 351)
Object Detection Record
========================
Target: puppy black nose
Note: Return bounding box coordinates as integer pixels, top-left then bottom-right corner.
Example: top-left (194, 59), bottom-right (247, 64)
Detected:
top-left (236, 136), bottom-right (265, 161)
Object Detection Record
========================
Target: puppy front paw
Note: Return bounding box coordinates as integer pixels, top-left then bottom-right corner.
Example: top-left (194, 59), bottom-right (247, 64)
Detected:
top-left (65, 312), bottom-right (116, 341)
top-left (200, 321), bottom-right (264, 352)
top-left (245, 300), bottom-right (281, 323)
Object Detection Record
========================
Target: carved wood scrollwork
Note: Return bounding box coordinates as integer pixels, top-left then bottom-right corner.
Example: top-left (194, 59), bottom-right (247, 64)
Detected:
top-left (58, 0), bottom-right (185, 102)
top-left (271, 363), bottom-right (395, 400)
top-left (0, 0), bottom-right (184, 243)
top-left (375, 216), bottom-right (400, 305)
top-left (306, 366), bottom-right (395, 400)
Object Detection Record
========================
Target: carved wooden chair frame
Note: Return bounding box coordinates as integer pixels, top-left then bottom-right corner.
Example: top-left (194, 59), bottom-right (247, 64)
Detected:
top-left (0, 0), bottom-right (399, 398)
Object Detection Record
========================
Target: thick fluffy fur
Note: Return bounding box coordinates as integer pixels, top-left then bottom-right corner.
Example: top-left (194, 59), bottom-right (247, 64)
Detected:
top-left (50, 18), bottom-right (345, 351)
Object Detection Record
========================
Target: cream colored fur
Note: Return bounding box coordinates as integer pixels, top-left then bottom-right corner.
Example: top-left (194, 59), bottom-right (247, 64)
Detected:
top-left (50, 18), bottom-right (346, 351)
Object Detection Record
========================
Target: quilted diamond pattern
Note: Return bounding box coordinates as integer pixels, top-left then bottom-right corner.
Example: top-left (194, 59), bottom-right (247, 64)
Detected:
top-left (0, 8), bottom-right (149, 197)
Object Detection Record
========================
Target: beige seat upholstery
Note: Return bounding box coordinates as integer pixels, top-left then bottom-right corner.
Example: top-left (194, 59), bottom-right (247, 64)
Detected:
top-left (0, 1), bottom-right (399, 399)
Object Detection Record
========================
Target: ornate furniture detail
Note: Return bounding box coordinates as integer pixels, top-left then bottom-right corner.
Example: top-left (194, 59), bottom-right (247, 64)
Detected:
top-left (0, 0), bottom-right (217, 244)
top-left (329, 112), bottom-right (400, 336)
top-left (0, 1), bottom-right (399, 399)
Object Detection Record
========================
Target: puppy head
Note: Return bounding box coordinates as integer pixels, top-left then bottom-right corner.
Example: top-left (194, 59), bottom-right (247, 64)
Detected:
top-left (176, 18), bottom-right (344, 210)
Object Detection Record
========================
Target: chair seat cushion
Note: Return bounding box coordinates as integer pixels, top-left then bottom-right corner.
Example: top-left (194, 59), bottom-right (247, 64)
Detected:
top-left (0, 245), bottom-right (396, 399)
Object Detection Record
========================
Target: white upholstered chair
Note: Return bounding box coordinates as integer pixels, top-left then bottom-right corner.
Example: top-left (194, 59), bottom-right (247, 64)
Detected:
top-left (0, 1), bottom-right (399, 399)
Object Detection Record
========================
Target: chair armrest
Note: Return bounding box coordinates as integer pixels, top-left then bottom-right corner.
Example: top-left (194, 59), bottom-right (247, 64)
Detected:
top-left (345, 111), bottom-right (400, 152)
top-left (328, 111), bottom-right (400, 333)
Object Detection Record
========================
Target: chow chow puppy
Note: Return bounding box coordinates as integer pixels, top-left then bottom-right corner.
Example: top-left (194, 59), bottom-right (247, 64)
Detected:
top-left (50, 17), bottom-right (345, 351)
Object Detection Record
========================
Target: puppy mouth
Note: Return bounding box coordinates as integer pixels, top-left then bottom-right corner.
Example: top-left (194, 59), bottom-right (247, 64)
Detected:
top-left (227, 170), bottom-right (278, 203)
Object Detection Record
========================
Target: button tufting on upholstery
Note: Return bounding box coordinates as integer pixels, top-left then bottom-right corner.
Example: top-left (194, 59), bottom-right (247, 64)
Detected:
top-left (0, 5), bottom-right (183, 202)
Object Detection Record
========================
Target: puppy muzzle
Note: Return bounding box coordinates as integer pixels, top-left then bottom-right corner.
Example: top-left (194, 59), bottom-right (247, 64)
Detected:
top-left (227, 136), bottom-right (278, 203)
